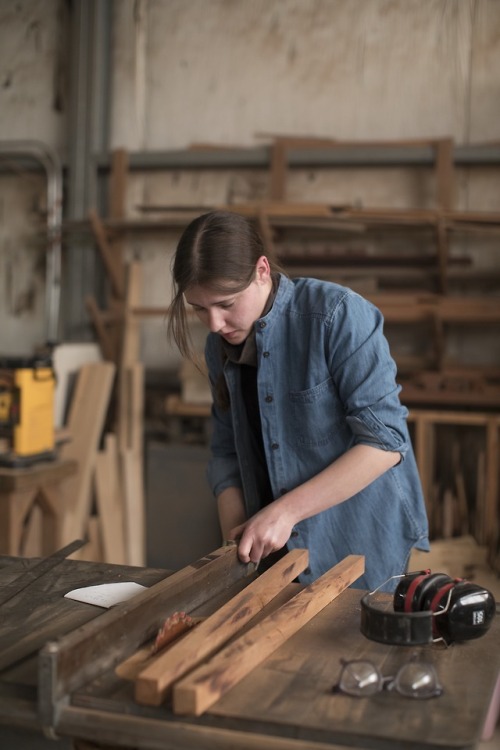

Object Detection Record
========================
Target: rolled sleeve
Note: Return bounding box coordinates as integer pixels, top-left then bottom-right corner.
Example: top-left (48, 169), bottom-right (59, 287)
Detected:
top-left (329, 292), bottom-right (409, 454)
top-left (346, 406), bottom-right (409, 456)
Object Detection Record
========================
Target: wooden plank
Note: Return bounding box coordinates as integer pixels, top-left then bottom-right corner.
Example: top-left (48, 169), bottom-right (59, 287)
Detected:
top-left (412, 413), bottom-right (433, 519)
top-left (435, 138), bottom-right (454, 211)
top-left (226, 202), bottom-right (341, 218)
top-left (484, 418), bottom-right (499, 548)
top-left (269, 140), bottom-right (288, 200)
top-left (88, 209), bottom-right (125, 299)
top-left (59, 362), bottom-right (116, 546)
top-left (119, 361), bottom-right (145, 565)
top-left (436, 217), bottom-right (449, 294)
top-left (38, 545), bottom-right (254, 726)
top-left (257, 208), bottom-right (276, 257)
top-left (109, 148), bottom-right (128, 222)
top-left (85, 296), bottom-right (116, 362)
top-left (134, 548), bottom-right (309, 706)
top-left (22, 501), bottom-right (43, 557)
top-left (94, 433), bottom-right (126, 565)
top-left (172, 554), bottom-right (364, 716)
top-left (121, 441), bottom-right (145, 566)
top-left (119, 261), bottom-right (142, 371)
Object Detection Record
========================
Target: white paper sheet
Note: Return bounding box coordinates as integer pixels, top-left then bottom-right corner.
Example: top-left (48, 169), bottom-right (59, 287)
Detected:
top-left (64, 581), bottom-right (147, 608)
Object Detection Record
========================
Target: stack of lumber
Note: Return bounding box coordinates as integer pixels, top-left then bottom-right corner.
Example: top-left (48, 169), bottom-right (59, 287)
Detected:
top-left (58, 263), bottom-right (145, 566)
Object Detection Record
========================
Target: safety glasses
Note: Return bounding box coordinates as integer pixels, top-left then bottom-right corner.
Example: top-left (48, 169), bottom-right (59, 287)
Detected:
top-left (332, 657), bottom-right (443, 699)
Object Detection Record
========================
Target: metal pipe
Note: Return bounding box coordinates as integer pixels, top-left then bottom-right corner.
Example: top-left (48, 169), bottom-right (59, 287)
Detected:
top-left (0, 140), bottom-right (62, 344)
top-left (93, 143), bottom-right (500, 172)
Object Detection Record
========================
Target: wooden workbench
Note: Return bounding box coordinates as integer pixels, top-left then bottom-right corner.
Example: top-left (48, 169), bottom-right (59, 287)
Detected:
top-left (0, 553), bottom-right (498, 750)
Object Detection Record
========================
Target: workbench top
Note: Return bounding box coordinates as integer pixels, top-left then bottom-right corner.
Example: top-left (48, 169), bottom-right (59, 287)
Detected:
top-left (0, 553), bottom-right (498, 750)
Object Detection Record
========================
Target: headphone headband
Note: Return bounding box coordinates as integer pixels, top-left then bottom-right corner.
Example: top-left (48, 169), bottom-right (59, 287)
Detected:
top-left (360, 593), bottom-right (434, 645)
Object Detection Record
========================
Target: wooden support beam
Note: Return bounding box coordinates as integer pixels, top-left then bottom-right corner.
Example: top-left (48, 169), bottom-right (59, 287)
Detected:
top-left (172, 554), bottom-right (365, 716)
top-left (435, 138), bottom-right (454, 212)
top-left (109, 148), bottom-right (129, 222)
top-left (134, 548), bottom-right (309, 706)
top-left (269, 139), bottom-right (288, 200)
top-left (436, 217), bottom-right (449, 294)
top-left (85, 296), bottom-right (116, 362)
top-left (485, 418), bottom-right (499, 547)
top-left (256, 208), bottom-right (276, 257)
top-left (89, 209), bottom-right (125, 299)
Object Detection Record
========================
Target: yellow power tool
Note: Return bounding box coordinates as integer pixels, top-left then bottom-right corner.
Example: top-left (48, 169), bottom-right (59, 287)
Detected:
top-left (0, 356), bottom-right (56, 467)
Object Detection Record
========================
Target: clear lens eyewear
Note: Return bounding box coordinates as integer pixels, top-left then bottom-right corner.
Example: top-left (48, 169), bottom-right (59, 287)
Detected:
top-left (333, 658), bottom-right (443, 699)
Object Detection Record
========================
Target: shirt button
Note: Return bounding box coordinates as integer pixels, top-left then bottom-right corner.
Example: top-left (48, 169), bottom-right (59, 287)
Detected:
top-left (271, 442), bottom-right (279, 450)
top-left (304, 567), bottom-right (311, 575)
top-left (265, 395), bottom-right (273, 403)
top-left (290, 530), bottom-right (299, 538)
top-left (280, 488), bottom-right (288, 495)
top-left (263, 351), bottom-right (270, 358)
top-left (259, 321), bottom-right (266, 329)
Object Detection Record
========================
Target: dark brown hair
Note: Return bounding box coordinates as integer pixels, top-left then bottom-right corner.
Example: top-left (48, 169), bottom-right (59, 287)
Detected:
top-left (167, 210), bottom-right (284, 361)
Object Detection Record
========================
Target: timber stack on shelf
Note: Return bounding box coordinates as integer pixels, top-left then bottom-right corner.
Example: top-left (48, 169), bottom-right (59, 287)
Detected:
top-left (77, 137), bottom-right (499, 573)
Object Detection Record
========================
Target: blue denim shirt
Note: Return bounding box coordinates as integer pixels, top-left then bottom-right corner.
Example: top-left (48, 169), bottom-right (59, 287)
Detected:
top-left (205, 274), bottom-right (429, 590)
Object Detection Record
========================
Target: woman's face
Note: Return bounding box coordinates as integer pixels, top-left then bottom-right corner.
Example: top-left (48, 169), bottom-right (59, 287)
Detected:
top-left (185, 256), bottom-right (272, 345)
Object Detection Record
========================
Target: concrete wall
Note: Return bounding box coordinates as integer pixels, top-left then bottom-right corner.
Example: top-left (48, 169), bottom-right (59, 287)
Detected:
top-left (0, 0), bottom-right (499, 371)
top-left (111, 0), bottom-right (499, 147)
top-left (0, 0), bottom-right (66, 354)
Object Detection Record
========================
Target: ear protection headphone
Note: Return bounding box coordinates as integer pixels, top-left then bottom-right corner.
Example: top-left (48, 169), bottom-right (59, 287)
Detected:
top-left (360, 569), bottom-right (496, 646)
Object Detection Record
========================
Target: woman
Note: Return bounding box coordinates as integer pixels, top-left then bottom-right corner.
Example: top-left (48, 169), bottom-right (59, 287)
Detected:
top-left (167, 210), bottom-right (429, 590)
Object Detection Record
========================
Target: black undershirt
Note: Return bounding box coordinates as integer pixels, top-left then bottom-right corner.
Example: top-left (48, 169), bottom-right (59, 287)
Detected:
top-left (221, 277), bottom-right (287, 569)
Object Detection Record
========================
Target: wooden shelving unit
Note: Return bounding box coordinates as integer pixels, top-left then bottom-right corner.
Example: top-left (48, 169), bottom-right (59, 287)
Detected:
top-left (78, 140), bottom-right (500, 569)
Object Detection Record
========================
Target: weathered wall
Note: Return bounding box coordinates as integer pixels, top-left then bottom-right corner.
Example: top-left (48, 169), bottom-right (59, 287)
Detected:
top-left (0, 0), bottom-right (66, 354)
top-left (0, 0), bottom-right (499, 370)
top-left (111, 0), bottom-right (499, 148)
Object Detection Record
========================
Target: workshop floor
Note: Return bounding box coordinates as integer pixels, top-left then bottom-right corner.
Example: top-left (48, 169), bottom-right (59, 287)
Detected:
top-left (411, 536), bottom-right (500, 749)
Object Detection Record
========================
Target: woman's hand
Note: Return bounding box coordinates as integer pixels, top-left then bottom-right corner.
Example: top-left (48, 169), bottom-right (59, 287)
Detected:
top-left (230, 499), bottom-right (294, 565)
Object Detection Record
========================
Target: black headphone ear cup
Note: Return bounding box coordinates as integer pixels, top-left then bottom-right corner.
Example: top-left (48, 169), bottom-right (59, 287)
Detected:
top-left (413, 573), bottom-right (454, 612)
top-left (393, 571), bottom-right (428, 612)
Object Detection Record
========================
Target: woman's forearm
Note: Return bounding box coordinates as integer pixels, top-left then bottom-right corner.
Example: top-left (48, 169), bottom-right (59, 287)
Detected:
top-left (236, 444), bottom-right (401, 564)
top-left (281, 443), bottom-right (401, 526)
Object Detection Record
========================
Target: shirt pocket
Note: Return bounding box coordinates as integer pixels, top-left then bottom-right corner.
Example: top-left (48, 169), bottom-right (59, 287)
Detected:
top-left (288, 377), bottom-right (345, 448)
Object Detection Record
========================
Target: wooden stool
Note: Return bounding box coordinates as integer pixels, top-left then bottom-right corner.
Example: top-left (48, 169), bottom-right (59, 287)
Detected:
top-left (0, 459), bottom-right (78, 557)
